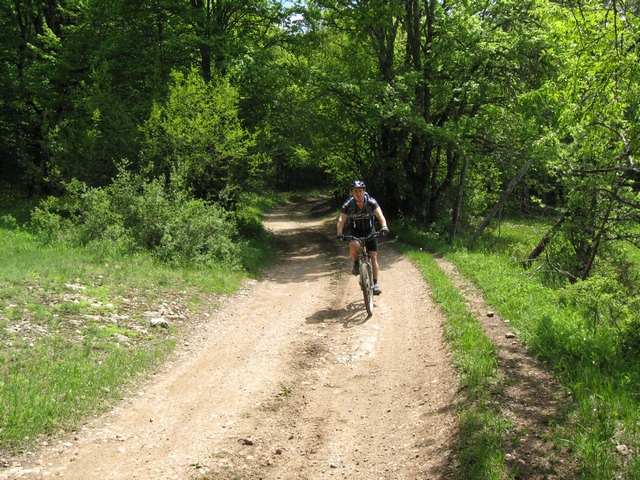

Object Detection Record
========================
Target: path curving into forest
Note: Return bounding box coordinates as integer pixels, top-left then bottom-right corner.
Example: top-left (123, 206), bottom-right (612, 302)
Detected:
top-left (8, 197), bottom-right (572, 479)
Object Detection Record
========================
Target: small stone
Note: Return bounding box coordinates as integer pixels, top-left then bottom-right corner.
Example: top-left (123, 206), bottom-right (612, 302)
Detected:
top-left (150, 318), bottom-right (169, 328)
top-left (617, 444), bottom-right (630, 455)
top-left (487, 311), bottom-right (494, 317)
top-left (239, 438), bottom-right (254, 446)
top-left (505, 332), bottom-right (516, 339)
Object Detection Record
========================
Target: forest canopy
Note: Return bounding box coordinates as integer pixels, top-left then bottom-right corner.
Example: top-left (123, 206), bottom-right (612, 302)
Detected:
top-left (4, 3), bottom-right (640, 476)
top-left (1, 0), bottom-right (639, 283)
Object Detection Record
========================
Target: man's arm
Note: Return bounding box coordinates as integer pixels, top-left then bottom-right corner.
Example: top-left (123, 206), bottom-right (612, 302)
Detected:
top-left (374, 207), bottom-right (388, 231)
top-left (337, 212), bottom-right (348, 235)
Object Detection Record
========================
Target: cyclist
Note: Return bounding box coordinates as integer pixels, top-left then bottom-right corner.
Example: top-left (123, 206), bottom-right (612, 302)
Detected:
top-left (336, 180), bottom-right (389, 295)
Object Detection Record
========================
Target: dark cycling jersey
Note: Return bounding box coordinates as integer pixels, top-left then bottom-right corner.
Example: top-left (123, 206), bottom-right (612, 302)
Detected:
top-left (340, 194), bottom-right (380, 232)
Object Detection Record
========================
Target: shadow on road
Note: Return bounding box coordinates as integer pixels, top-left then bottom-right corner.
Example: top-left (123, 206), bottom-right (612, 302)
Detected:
top-left (305, 301), bottom-right (372, 328)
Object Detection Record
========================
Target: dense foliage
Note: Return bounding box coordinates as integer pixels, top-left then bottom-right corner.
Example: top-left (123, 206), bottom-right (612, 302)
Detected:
top-left (29, 167), bottom-right (274, 274)
top-left (2, 1), bottom-right (638, 273)
top-left (1, 0), bottom-right (640, 475)
top-left (2, 0), bottom-right (638, 324)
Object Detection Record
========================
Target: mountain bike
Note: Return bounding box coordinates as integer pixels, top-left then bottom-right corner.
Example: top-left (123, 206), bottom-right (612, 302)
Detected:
top-left (341, 232), bottom-right (380, 316)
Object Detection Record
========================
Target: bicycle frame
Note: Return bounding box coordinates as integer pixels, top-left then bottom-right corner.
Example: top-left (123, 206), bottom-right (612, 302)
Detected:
top-left (343, 232), bottom-right (379, 315)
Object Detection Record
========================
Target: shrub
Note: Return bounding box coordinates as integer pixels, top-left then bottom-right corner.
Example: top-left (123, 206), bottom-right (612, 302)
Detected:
top-left (30, 170), bottom-right (244, 270)
top-left (559, 274), bottom-right (629, 332)
top-left (155, 199), bottom-right (240, 268)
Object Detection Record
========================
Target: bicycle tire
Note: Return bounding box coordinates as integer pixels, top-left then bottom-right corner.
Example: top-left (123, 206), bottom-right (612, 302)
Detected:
top-left (360, 257), bottom-right (374, 316)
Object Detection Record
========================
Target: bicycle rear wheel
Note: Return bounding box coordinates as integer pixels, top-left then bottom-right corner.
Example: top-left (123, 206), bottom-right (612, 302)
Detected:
top-left (360, 259), bottom-right (374, 315)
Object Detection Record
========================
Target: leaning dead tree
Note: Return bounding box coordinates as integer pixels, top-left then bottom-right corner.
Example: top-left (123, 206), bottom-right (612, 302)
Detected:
top-left (525, 122), bottom-right (637, 279)
top-left (467, 157), bottom-right (534, 248)
top-left (522, 208), bottom-right (570, 267)
top-left (449, 154), bottom-right (469, 244)
top-left (577, 123), bottom-right (636, 280)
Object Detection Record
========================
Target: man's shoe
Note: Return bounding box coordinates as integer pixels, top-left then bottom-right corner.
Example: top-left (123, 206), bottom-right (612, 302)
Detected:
top-left (352, 261), bottom-right (359, 276)
top-left (373, 285), bottom-right (382, 295)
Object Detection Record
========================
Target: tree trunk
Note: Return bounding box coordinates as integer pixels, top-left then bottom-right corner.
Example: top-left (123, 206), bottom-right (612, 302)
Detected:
top-left (468, 157), bottom-right (534, 248)
top-left (449, 154), bottom-right (469, 244)
top-left (580, 177), bottom-right (625, 280)
top-left (523, 208), bottom-right (569, 267)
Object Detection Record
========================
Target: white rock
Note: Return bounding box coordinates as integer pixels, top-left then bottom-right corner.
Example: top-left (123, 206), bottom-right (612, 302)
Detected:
top-left (150, 318), bottom-right (169, 328)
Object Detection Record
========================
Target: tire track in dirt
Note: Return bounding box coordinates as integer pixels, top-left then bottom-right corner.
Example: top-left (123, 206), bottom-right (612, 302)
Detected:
top-left (434, 258), bottom-right (576, 478)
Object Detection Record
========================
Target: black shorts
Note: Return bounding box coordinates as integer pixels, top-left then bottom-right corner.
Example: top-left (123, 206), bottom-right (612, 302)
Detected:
top-left (350, 228), bottom-right (377, 252)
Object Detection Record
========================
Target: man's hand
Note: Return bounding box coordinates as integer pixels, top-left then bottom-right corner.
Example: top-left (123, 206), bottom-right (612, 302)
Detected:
top-left (336, 233), bottom-right (345, 241)
top-left (380, 226), bottom-right (389, 236)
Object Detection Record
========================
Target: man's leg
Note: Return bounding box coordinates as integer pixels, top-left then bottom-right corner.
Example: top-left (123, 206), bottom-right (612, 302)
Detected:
top-left (370, 251), bottom-right (379, 281)
top-left (350, 240), bottom-right (360, 275)
top-left (370, 251), bottom-right (382, 295)
top-left (349, 240), bottom-right (359, 262)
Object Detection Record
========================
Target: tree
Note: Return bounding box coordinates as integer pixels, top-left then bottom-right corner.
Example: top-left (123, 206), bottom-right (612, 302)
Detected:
top-left (45, 0), bottom-right (195, 188)
top-left (0, 0), bottom-right (69, 194)
top-left (187, 0), bottom-right (284, 81)
top-left (140, 70), bottom-right (256, 203)
top-left (538, 0), bottom-right (640, 280)
top-left (301, 0), bottom-right (555, 228)
top-left (468, 157), bottom-right (534, 248)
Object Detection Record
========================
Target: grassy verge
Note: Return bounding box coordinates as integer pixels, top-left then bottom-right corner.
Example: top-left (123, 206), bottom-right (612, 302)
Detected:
top-left (396, 219), bottom-right (640, 479)
top-left (0, 193), bottom-right (281, 456)
top-left (397, 245), bottom-right (509, 479)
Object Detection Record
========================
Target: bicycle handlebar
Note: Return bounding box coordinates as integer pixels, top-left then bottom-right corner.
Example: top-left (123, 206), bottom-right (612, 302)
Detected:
top-left (341, 232), bottom-right (381, 243)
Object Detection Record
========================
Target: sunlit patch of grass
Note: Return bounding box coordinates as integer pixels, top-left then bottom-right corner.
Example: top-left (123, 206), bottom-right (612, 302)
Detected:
top-left (0, 334), bottom-right (173, 451)
top-left (0, 190), bottom-right (285, 455)
top-left (397, 244), bottom-right (508, 479)
top-left (0, 227), bottom-right (239, 455)
top-left (397, 215), bottom-right (640, 478)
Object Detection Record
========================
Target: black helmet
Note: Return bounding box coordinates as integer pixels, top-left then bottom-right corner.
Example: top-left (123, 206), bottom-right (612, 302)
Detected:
top-left (350, 180), bottom-right (366, 190)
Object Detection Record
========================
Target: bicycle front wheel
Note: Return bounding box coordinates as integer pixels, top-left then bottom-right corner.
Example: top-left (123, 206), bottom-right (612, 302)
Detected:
top-left (360, 259), bottom-right (374, 316)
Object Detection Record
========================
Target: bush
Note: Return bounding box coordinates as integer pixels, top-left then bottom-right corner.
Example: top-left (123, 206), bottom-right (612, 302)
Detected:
top-left (31, 200), bottom-right (67, 243)
top-left (30, 171), bottom-right (244, 270)
top-left (140, 70), bottom-right (257, 201)
top-left (559, 274), bottom-right (629, 332)
top-left (155, 199), bottom-right (240, 268)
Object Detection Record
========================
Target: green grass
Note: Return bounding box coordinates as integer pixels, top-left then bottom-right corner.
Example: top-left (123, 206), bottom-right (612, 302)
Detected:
top-left (398, 245), bottom-right (509, 479)
top-left (0, 193), bottom-right (281, 455)
top-left (1, 335), bottom-right (172, 450)
top-left (396, 217), bottom-right (640, 479)
top-left (0, 228), bottom-right (225, 454)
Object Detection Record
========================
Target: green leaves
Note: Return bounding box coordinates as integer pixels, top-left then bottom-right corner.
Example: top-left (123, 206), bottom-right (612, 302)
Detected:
top-left (141, 70), bottom-right (256, 201)
top-left (537, 1), bottom-right (640, 280)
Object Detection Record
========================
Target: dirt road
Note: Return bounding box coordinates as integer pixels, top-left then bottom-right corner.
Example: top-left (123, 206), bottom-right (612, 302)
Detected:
top-left (16, 198), bottom-right (459, 479)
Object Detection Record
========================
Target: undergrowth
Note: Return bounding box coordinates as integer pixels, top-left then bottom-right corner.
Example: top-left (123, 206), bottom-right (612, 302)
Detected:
top-left (396, 218), bottom-right (640, 479)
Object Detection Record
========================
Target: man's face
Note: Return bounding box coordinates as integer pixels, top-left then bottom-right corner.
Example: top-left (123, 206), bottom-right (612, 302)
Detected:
top-left (352, 187), bottom-right (365, 200)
